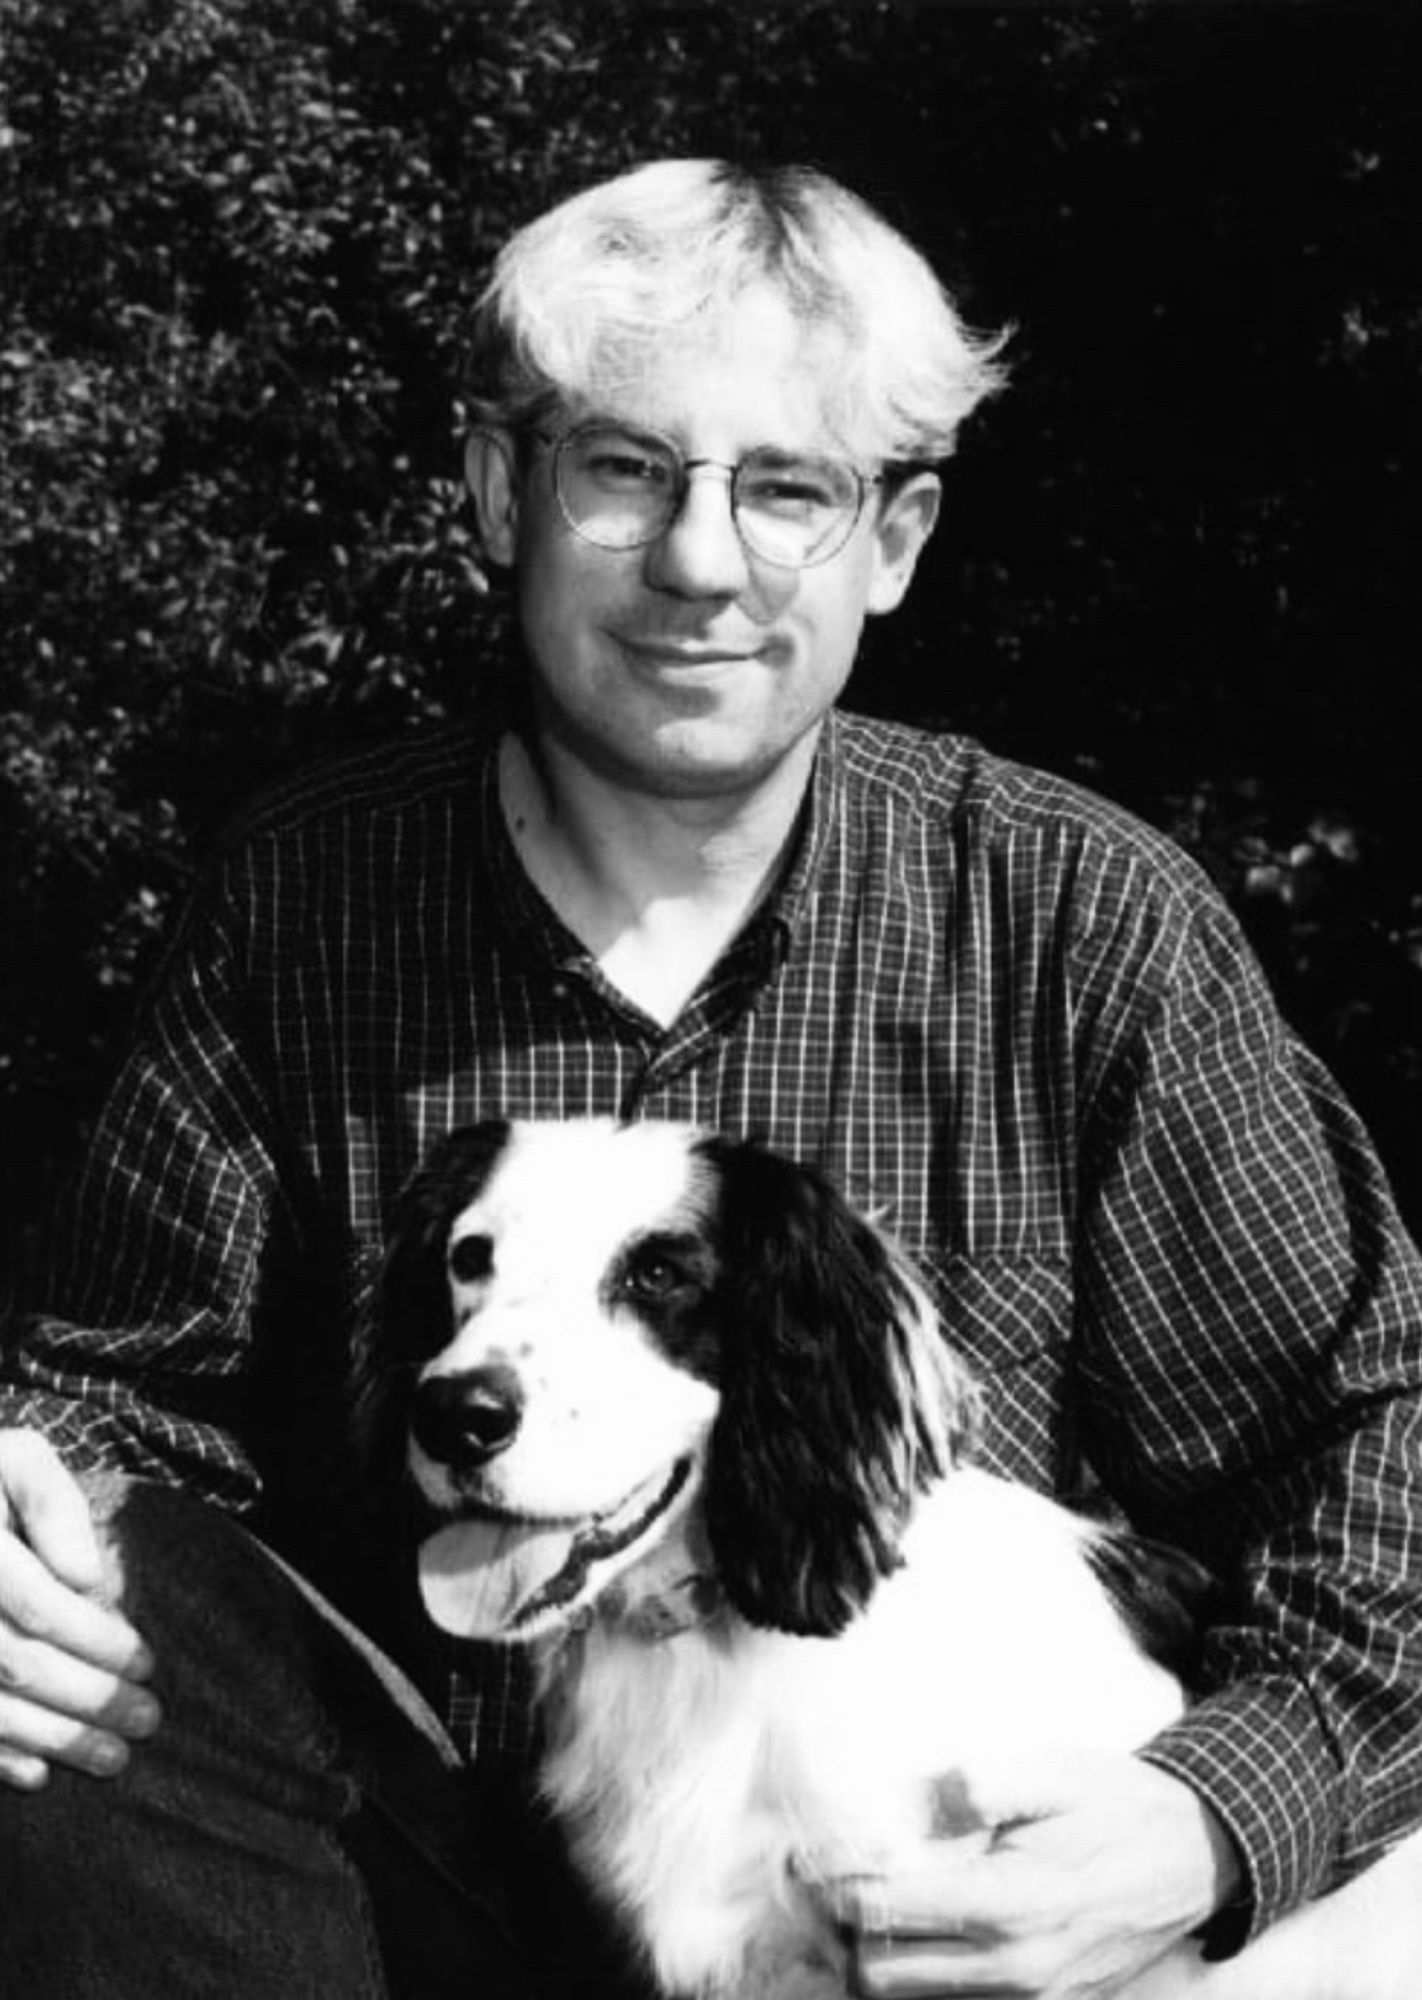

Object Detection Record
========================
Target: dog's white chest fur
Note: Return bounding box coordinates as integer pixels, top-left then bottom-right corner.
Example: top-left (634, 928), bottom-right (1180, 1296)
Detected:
top-left (539, 1470), bottom-right (1183, 1999)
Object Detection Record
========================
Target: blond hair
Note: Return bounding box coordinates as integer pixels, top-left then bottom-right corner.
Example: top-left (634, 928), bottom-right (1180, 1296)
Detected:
top-left (466, 159), bottom-right (1007, 461)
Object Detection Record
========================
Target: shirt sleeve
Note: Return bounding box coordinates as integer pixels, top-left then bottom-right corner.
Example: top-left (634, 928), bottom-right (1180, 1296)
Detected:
top-left (0, 851), bottom-right (308, 1513)
top-left (1072, 870), bottom-right (1422, 1947)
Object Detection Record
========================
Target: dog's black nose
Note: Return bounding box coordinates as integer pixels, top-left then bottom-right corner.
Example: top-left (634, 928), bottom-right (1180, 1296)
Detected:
top-left (412, 1366), bottom-right (525, 1467)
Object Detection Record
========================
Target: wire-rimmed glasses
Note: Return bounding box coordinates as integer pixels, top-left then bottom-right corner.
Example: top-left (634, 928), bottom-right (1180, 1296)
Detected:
top-left (532, 419), bottom-right (887, 570)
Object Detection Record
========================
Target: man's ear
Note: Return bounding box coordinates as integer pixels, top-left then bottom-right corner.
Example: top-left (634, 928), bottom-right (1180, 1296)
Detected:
top-left (463, 428), bottom-right (521, 569)
top-left (865, 470), bottom-right (941, 616)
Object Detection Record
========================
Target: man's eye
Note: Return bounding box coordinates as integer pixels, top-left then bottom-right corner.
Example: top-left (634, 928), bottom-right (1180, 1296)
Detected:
top-left (583, 445), bottom-right (672, 489)
top-left (739, 464), bottom-right (842, 514)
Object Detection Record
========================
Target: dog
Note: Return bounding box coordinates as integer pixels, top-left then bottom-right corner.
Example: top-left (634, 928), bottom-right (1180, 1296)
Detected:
top-left (353, 1116), bottom-right (1417, 2000)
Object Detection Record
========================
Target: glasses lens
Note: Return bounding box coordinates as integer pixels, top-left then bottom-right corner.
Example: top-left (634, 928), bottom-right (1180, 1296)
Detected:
top-left (556, 425), bottom-right (678, 549)
top-left (733, 451), bottom-right (863, 567)
top-left (551, 424), bottom-right (867, 567)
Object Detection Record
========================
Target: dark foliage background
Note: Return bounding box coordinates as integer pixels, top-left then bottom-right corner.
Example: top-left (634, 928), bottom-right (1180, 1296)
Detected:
top-left (2, 0), bottom-right (1419, 1273)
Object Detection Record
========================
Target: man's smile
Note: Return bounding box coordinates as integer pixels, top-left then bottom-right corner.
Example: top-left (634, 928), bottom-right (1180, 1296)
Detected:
top-left (615, 635), bottom-right (766, 669)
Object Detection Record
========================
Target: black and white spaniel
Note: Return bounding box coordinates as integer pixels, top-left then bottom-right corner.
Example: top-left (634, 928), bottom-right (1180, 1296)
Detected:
top-left (354, 1117), bottom-right (1410, 2000)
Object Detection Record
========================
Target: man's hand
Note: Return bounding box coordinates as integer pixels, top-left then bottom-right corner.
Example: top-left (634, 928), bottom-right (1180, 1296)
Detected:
top-left (0, 1429), bottom-right (160, 1789)
top-left (827, 1748), bottom-right (1242, 1998)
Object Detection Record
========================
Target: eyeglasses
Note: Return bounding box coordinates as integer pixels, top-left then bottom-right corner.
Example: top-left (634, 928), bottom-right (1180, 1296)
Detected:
top-left (531, 420), bottom-right (886, 570)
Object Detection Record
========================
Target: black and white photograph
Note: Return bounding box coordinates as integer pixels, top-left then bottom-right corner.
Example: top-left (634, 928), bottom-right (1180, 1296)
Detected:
top-left (2, 4), bottom-right (1419, 1995)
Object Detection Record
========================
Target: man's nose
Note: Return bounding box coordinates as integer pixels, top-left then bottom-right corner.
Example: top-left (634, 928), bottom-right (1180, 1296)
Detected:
top-left (644, 463), bottom-right (752, 597)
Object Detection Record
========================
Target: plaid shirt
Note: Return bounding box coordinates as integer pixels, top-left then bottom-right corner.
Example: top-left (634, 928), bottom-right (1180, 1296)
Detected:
top-left (5, 708), bottom-right (1421, 1939)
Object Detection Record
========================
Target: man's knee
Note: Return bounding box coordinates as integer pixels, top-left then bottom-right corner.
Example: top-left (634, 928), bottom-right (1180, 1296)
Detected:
top-left (0, 1478), bottom-right (384, 1995)
top-left (83, 1476), bottom-right (365, 1806)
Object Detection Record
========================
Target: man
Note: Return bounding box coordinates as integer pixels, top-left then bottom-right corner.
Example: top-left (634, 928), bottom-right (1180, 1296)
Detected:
top-left (1, 159), bottom-right (1420, 1998)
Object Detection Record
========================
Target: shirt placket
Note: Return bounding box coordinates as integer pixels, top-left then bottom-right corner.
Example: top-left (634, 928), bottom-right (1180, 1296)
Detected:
top-left (543, 925), bottom-right (783, 1121)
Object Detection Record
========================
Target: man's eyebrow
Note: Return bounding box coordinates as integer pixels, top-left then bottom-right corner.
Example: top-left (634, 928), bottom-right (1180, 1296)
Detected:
top-left (584, 415), bottom-right (856, 460)
top-left (577, 414), bottom-right (667, 438)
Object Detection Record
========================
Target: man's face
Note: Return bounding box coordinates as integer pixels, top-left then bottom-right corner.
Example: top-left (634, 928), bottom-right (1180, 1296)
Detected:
top-left (469, 287), bottom-right (939, 805)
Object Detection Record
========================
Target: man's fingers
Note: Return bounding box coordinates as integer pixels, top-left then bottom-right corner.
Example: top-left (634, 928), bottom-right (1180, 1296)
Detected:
top-left (0, 1626), bottom-right (161, 1736)
top-left (0, 1531), bottom-right (153, 1680)
top-left (0, 1687), bottom-right (140, 1784)
top-left (0, 1435), bottom-right (160, 1788)
top-left (853, 1933), bottom-right (1052, 1999)
top-left (0, 1742), bottom-right (51, 1792)
top-left (0, 1430), bottom-right (105, 1594)
top-left (852, 1937), bottom-right (993, 1998)
top-left (828, 1854), bottom-right (1019, 1940)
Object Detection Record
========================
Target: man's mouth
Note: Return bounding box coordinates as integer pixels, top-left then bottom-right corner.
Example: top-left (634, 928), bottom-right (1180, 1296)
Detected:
top-left (618, 635), bottom-right (761, 668)
top-left (418, 1458), bottom-right (693, 1643)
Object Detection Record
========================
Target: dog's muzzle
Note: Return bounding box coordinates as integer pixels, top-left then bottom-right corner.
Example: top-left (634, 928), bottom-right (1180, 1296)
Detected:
top-left (418, 1457), bottom-right (695, 1645)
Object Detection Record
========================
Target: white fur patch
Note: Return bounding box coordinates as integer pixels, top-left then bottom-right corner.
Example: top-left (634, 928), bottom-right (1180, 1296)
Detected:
top-left (410, 1119), bottom-right (719, 1525)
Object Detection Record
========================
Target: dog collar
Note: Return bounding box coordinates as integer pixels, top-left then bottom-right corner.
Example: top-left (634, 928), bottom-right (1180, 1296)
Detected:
top-left (599, 1570), bottom-right (723, 1642)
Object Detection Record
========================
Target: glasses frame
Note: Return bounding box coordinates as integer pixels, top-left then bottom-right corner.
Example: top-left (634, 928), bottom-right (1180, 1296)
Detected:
top-left (528, 419), bottom-right (891, 571)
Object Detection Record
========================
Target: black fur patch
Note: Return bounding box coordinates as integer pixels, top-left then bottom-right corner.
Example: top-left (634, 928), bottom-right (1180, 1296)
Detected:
top-left (695, 1136), bottom-right (962, 1639)
top-left (601, 1229), bottom-right (722, 1381)
top-left (1085, 1524), bottom-right (1223, 1693)
top-left (349, 1118), bottom-right (512, 1489)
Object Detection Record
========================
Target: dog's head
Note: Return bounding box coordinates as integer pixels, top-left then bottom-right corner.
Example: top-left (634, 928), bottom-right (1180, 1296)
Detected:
top-left (357, 1119), bottom-right (978, 1644)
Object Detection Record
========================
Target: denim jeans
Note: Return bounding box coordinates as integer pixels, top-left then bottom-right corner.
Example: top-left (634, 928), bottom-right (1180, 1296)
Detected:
top-left (0, 1477), bottom-right (640, 1999)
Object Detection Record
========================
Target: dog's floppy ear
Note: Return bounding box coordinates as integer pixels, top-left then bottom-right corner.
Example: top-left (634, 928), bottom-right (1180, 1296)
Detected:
top-left (698, 1138), bottom-right (978, 1638)
top-left (378, 1118), bottom-right (512, 1356)
top-left (350, 1118), bottom-right (512, 1469)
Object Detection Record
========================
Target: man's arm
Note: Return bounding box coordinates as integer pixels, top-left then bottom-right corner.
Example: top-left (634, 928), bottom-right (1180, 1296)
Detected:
top-left (823, 853), bottom-right (1422, 1995)
top-left (2, 864), bottom-right (293, 1507)
top-left (1073, 882), bottom-right (1422, 1942)
top-left (0, 862), bottom-right (297, 1784)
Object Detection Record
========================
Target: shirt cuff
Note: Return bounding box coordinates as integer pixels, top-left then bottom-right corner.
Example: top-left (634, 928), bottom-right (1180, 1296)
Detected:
top-left (1139, 1680), bottom-right (1345, 1954)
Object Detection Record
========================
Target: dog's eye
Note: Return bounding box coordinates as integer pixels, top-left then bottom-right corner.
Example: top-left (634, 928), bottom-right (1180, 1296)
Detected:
top-left (448, 1233), bottom-right (494, 1284)
top-left (624, 1256), bottom-right (681, 1299)
top-left (619, 1248), bottom-right (690, 1301)
top-left (608, 1231), bottom-right (709, 1312)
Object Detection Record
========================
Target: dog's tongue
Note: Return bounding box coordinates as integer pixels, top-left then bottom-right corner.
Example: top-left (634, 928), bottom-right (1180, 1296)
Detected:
top-left (419, 1515), bottom-right (578, 1640)
top-left (417, 1461), bottom-right (693, 1644)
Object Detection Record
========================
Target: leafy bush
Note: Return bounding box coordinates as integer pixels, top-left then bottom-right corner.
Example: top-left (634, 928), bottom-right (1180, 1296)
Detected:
top-left (2, 0), bottom-right (1418, 1263)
